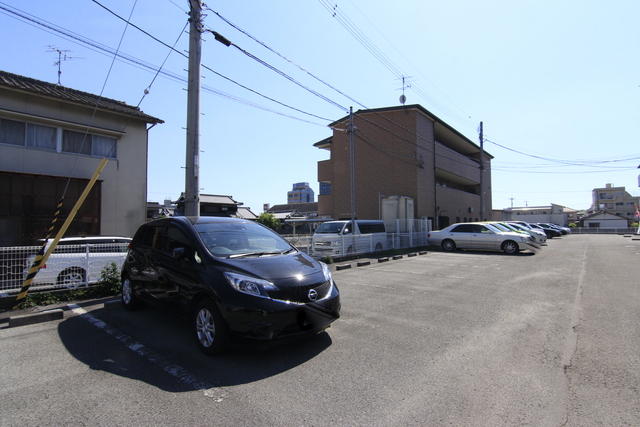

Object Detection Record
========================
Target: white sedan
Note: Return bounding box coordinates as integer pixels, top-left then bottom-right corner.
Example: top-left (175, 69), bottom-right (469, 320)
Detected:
top-left (427, 222), bottom-right (534, 254)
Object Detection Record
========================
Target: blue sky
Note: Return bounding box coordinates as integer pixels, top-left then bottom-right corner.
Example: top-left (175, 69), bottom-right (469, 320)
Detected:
top-left (2, 0), bottom-right (639, 213)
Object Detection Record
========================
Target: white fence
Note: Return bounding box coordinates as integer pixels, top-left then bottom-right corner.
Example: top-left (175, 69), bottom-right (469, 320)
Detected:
top-left (0, 243), bottom-right (129, 294)
top-left (286, 219), bottom-right (431, 258)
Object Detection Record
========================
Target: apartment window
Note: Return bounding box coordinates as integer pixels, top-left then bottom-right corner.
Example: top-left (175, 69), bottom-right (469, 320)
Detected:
top-left (320, 182), bottom-right (331, 196)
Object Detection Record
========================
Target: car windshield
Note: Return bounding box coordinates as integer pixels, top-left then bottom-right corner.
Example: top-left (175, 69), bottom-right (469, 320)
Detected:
top-left (484, 223), bottom-right (502, 233)
top-left (195, 221), bottom-right (294, 258)
top-left (315, 222), bottom-right (346, 234)
top-left (491, 223), bottom-right (510, 232)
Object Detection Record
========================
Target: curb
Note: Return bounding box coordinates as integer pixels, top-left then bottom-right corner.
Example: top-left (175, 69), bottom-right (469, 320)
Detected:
top-left (7, 309), bottom-right (64, 327)
top-left (329, 251), bottom-right (427, 270)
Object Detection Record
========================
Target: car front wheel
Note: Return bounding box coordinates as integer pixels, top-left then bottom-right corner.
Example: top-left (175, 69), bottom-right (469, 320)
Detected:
top-left (441, 239), bottom-right (456, 251)
top-left (502, 240), bottom-right (519, 254)
top-left (194, 299), bottom-right (228, 356)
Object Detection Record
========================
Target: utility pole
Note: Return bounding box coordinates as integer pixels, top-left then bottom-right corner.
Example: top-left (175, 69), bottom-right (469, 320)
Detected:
top-left (479, 122), bottom-right (485, 220)
top-left (348, 107), bottom-right (356, 252)
top-left (184, 0), bottom-right (203, 217)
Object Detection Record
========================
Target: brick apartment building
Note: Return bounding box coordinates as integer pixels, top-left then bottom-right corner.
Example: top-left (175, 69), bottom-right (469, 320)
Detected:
top-left (314, 104), bottom-right (492, 228)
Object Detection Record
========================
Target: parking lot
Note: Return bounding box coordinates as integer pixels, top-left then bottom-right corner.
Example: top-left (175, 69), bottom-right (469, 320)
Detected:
top-left (1, 234), bottom-right (639, 426)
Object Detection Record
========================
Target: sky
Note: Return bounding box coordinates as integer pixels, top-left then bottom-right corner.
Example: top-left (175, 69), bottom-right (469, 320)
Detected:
top-left (1, 0), bottom-right (639, 214)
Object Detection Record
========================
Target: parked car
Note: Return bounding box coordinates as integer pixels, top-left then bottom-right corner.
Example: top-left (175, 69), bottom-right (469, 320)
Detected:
top-left (528, 223), bottom-right (562, 238)
top-left (539, 223), bottom-right (570, 235)
top-left (121, 216), bottom-right (341, 355)
top-left (427, 222), bottom-right (533, 254)
top-left (488, 221), bottom-right (546, 246)
top-left (312, 220), bottom-right (387, 256)
top-left (25, 236), bottom-right (131, 288)
top-left (503, 222), bottom-right (547, 244)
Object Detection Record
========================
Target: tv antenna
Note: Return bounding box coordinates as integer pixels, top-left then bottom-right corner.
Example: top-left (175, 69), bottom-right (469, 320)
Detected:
top-left (47, 46), bottom-right (83, 85)
top-left (397, 76), bottom-right (412, 105)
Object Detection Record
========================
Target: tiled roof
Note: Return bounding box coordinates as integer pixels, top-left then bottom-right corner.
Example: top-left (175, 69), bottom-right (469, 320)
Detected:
top-left (0, 70), bottom-right (163, 124)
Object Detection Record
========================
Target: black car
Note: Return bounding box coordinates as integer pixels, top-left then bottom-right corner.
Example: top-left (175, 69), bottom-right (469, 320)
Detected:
top-left (121, 216), bottom-right (340, 355)
top-left (529, 223), bottom-right (562, 238)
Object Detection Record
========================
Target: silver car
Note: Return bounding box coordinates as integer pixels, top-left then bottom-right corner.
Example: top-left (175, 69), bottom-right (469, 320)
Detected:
top-left (427, 222), bottom-right (533, 254)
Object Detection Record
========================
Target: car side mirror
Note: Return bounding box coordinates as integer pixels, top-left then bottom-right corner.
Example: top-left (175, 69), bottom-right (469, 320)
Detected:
top-left (173, 247), bottom-right (186, 259)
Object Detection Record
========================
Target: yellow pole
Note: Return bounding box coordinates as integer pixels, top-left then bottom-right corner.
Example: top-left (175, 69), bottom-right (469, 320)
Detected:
top-left (13, 158), bottom-right (109, 309)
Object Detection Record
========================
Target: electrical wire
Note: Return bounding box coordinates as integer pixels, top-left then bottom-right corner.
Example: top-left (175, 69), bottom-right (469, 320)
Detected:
top-left (208, 8), bottom-right (368, 110)
top-left (0, 2), bottom-right (332, 124)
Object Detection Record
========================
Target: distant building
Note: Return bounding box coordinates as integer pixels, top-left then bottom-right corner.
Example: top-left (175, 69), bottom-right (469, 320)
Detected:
top-left (287, 182), bottom-right (315, 204)
top-left (314, 104), bottom-right (492, 228)
top-left (173, 193), bottom-right (257, 219)
top-left (580, 210), bottom-right (629, 229)
top-left (504, 203), bottom-right (571, 226)
top-left (268, 202), bottom-right (319, 235)
top-left (591, 183), bottom-right (640, 220)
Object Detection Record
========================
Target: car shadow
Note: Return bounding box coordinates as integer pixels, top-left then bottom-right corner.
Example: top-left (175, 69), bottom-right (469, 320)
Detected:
top-left (57, 303), bottom-right (333, 392)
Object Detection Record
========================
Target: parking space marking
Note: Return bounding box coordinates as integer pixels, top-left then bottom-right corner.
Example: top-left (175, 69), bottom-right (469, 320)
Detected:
top-left (68, 304), bottom-right (224, 399)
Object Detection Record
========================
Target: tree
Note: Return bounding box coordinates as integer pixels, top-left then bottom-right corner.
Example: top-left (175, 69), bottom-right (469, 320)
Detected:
top-left (257, 212), bottom-right (282, 231)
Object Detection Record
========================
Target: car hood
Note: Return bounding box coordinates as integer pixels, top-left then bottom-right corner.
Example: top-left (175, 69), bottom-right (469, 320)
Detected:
top-left (218, 252), bottom-right (326, 284)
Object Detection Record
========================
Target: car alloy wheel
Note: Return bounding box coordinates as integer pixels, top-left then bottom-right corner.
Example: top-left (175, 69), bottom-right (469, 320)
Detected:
top-left (194, 299), bottom-right (228, 355)
top-left (502, 240), bottom-right (519, 254)
top-left (442, 239), bottom-right (456, 251)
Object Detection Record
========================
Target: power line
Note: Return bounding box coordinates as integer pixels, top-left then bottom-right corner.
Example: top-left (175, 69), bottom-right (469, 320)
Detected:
top-left (0, 2), bottom-right (332, 124)
top-left (208, 8), bottom-right (368, 110)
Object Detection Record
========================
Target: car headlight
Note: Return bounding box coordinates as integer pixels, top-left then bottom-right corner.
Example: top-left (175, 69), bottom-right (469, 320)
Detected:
top-left (224, 272), bottom-right (278, 298)
top-left (331, 241), bottom-right (341, 246)
top-left (320, 261), bottom-right (333, 283)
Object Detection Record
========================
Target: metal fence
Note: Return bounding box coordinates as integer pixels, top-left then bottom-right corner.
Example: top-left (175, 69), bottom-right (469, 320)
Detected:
top-left (285, 219), bottom-right (432, 258)
top-left (0, 243), bottom-right (129, 294)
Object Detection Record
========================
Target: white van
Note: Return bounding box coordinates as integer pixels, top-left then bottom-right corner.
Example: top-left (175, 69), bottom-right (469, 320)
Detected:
top-left (25, 236), bottom-right (131, 288)
top-left (312, 220), bottom-right (387, 256)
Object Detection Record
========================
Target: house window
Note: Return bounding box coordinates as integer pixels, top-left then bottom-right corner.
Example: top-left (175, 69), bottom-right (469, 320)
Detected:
top-left (63, 130), bottom-right (92, 155)
top-left (26, 123), bottom-right (57, 150)
top-left (62, 130), bottom-right (117, 158)
top-left (93, 135), bottom-right (117, 157)
top-left (0, 118), bottom-right (26, 145)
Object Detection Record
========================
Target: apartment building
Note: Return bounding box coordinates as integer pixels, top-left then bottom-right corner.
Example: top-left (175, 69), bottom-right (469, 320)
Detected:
top-left (591, 183), bottom-right (640, 220)
top-left (314, 104), bottom-right (492, 228)
top-left (0, 71), bottom-right (162, 245)
top-left (287, 182), bottom-right (315, 203)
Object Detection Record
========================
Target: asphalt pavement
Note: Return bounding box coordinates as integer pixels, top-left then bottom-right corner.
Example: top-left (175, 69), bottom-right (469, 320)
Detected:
top-left (1, 233), bottom-right (639, 426)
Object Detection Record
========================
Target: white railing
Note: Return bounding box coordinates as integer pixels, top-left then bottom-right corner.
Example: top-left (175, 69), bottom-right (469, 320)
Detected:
top-left (0, 243), bottom-right (129, 294)
top-left (289, 219), bottom-right (432, 259)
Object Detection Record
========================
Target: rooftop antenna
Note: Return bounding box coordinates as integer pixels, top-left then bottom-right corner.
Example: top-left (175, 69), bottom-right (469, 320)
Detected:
top-left (397, 76), bottom-right (412, 105)
top-left (47, 46), bottom-right (83, 86)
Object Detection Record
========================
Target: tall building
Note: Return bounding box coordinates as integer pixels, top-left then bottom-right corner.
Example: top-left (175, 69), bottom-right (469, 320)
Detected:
top-left (314, 104), bottom-right (492, 227)
top-left (591, 183), bottom-right (640, 219)
top-left (287, 182), bottom-right (315, 204)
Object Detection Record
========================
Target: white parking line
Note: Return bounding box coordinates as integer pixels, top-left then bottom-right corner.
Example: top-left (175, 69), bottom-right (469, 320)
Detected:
top-left (67, 304), bottom-right (224, 399)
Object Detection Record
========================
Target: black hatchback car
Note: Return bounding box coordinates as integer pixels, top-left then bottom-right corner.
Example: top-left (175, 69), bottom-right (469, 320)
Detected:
top-left (121, 216), bottom-right (340, 355)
